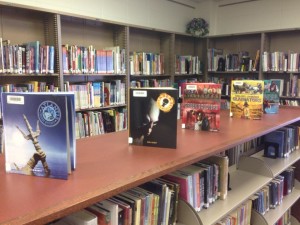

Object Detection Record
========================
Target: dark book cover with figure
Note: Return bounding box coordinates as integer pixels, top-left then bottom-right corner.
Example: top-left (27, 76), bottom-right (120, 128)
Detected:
top-left (1, 92), bottom-right (75, 180)
top-left (129, 87), bottom-right (178, 149)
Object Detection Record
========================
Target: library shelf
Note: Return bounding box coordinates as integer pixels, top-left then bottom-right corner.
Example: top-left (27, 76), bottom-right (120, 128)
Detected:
top-left (251, 180), bottom-right (300, 225)
top-left (1, 108), bottom-right (300, 224)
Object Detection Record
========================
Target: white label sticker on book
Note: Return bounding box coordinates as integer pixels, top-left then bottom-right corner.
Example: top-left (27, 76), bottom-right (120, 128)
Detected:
top-left (7, 95), bottom-right (24, 105)
top-left (133, 90), bottom-right (147, 97)
top-left (186, 84), bottom-right (197, 90)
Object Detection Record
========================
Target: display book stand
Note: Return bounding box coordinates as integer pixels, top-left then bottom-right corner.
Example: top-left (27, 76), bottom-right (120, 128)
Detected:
top-left (177, 146), bottom-right (300, 225)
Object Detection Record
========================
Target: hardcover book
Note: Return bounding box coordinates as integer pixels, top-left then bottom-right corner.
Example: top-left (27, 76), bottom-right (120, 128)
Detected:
top-left (263, 130), bottom-right (285, 158)
top-left (230, 80), bottom-right (264, 120)
top-left (129, 87), bottom-right (178, 149)
top-left (181, 82), bottom-right (222, 131)
top-left (263, 80), bottom-right (280, 114)
top-left (1, 92), bottom-right (76, 180)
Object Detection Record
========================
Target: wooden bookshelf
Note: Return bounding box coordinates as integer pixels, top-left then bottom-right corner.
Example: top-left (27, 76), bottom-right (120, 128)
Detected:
top-left (0, 5), bottom-right (60, 89)
top-left (1, 108), bottom-right (300, 224)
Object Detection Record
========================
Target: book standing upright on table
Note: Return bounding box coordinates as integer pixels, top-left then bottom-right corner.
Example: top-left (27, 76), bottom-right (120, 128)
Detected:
top-left (230, 80), bottom-right (264, 120)
top-left (129, 87), bottom-right (178, 149)
top-left (263, 79), bottom-right (280, 114)
top-left (181, 82), bottom-right (222, 131)
top-left (1, 92), bottom-right (76, 180)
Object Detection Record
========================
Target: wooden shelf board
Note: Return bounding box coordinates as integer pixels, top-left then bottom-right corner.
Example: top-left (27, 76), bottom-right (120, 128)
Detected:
top-left (1, 108), bottom-right (300, 224)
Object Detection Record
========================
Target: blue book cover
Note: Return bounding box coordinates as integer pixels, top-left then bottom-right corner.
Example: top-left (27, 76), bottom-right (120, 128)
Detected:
top-left (26, 41), bottom-right (40, 74)
top-left (48, 45), bottom-right (55, 74)
top-left (264, 130), bottom-right (285, 158)
top-left (263, 80), bottom-right (280, 114)
top-left (1, 92), bottom-right (75, 180)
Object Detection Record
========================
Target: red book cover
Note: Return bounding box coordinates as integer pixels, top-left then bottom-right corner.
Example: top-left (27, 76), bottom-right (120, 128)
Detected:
top-left (181, 83), bottom-right (222, 131)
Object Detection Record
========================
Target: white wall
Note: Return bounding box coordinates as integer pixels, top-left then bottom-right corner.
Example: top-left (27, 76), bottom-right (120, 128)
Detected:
top-left (0, 0), bottom-right (198, 34)
top-left (3, 0), bottom-right (298, 36)
top-left (197, 0), bottom-right (300, 36)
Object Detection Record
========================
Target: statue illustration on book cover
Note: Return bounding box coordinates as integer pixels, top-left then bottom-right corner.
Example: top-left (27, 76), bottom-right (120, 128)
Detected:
top-left (15, 114), bottom-right (50, 176)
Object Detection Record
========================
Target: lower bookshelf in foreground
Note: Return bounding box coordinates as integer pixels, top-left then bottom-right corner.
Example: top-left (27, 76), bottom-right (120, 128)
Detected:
top-left (177, 149), bottom-right (300, 225)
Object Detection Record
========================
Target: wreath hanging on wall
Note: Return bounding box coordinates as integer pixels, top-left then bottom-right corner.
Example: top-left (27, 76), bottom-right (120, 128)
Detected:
top-left (186, 18), bottom-right (209, 37)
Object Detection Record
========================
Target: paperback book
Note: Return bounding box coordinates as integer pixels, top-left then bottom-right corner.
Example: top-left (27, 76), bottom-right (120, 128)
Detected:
top-left (263, 80), bottom-right (280, 114)
top-left (230, 80), bottom-right (264, 120)
top-left (1, 92), bottom-right (76, 180)
top-left (181, 83), bottom-right (222, 131)
top-left (129, 87), bottom-right (178, 149)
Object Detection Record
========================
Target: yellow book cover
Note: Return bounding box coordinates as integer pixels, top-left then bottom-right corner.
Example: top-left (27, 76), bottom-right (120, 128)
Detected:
top-left (230, 80), bottom-right (264, 120)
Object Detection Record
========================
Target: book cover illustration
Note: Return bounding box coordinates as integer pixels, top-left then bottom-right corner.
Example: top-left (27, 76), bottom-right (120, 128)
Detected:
top-left (181, 83), bottom-right (222, 131)
top-left (129, 87), bottom-right (178, 149)
top-left (230, 80), bottom-right (264, 120)
top-left (2, 92), bottom-right (75, 180)
top-left (263, 80), bottom-right (280, 114)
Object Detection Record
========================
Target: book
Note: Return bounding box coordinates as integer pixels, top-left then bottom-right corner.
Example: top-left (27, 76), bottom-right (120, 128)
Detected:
top-left (204, 155), bottom-right (229, 200)
top-left (96, 200), bottom-right (122, 225)
top-left (129, 87), bottom-right (178, 149)
top-left (139, 179), bottom-right (169, 225)
top-left (181, 82), bottom-right (222, 131)
top-left (108, 197), bottom-right (132, 225)
top-left (86, 205), bottom-right (111, 225)
top-left (119, 191), bottom-right (141, 225)
top-left (263, 80), bottom-right (280, 114)
top-left (25, 41), bottom-right (40, 74)
top-left (264, 130), bottom-right (285, 158)
top-left (230, 80), bottom-right (264, 120)
top-left (1, 92), bottom-right (76, 180)
top-left (157, 177), bottom-right (180, 225)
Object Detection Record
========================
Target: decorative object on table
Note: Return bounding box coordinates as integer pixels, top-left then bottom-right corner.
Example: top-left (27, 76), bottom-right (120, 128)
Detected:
top-left (186, 18), bottom-right (209, 37)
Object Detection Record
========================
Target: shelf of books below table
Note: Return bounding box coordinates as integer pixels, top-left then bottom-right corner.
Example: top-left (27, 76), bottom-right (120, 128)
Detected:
top-left (177, 165), bottom-right (271, 225)
top-left (251, 180), bottom-right (300, 225)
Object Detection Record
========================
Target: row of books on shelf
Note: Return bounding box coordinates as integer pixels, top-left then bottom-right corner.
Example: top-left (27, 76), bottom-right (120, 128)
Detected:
top-left (262, 51), bottom-right (300, 73)
top-left (75, 108), bottom-right (127, 139)
top-left (207, 48), bottom-right (260, 72)
top-left (0, 81), bottom-right (57, 93)
top-left (129, 51), bottom-right (164, 75)
top-left (64, 80), bottom-right (126, 110)
top-left (130, 79), bottom-right (172, 88)
top-left (0, 81), bottom-right (58, 119)
top-left (50, 147), bottom-right (298, 225)
top-left (252, 167), bottom-right (295, 215)
top-left (0, 38), bottom-right (55, 74)
top-left (175, 55), bottom-right (202, 75)
top-left (263, 124), bottom-right (299, 159)
top-left (281, 99), bottom-right (300, 106)
top-left (215, 200), bottom-right (293, 225)
top-left (225, 137), bottom-right (263, 166)
top-left (62, 45), bottom-right (126, 75)
top-left (215, 199), bottom-right (252, 225)
top-left (50, 154), bottom-right (228, 225)
top-left (274, 209), bottom-right (292, 225)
